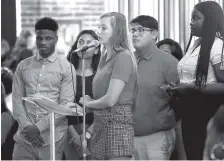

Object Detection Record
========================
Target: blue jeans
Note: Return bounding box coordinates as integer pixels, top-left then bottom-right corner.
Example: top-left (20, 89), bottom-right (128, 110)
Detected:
top-left (133, 128), bottom-right (175, 160)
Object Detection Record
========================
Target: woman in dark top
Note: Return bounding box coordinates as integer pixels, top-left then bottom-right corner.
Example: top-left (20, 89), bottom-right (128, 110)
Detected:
top-left (64, 30), bottom-right (101, 160)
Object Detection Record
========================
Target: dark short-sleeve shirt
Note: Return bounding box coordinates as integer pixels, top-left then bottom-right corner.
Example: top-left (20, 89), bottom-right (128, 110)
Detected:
top-left (67, 75), bottom-right (94, 125)
top-left (134, 48), bottom-right (179, 136)
top-left (92, 51), bottom-right (137, 106)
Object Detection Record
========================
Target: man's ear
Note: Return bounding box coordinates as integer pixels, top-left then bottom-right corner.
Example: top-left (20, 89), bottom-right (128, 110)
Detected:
top-left (56, 36), bottom-right (58, 43)
top-left (152, 30), bottom-right (158, 41)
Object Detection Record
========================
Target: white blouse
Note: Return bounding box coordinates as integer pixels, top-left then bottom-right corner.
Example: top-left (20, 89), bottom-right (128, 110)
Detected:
top-left (178, 37), bottom-right (224, 84)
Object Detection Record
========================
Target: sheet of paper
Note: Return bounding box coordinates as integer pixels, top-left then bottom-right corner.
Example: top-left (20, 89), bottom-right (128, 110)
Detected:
top-left (22, 96), bottom-right (37, 105)
top-left (22, 94), bottom-right (83, 116)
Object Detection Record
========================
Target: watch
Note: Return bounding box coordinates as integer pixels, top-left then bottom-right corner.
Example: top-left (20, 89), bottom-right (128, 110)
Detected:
top-left (85, 131), bottom-right (92, 140)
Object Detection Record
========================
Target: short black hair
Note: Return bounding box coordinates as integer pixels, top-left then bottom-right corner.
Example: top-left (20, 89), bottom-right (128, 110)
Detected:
top-left (157, 38), bottom-right (183, 61)
top-left (35, 17), bottom-right (58, 32)
top-left (130, 15), bottom-right (158, 31)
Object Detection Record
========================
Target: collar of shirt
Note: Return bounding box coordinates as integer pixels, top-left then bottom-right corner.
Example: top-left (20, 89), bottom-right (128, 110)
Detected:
top-left (135, 51), bottom-right (152, 63)
top-left (188, 37), bottom-right (223, 56)
top-left (192, 37), bottom-right (222, 50)
top-left (192, 38), bottom-right (201, 49)
top-left (36, 51), bottom-right (58, 63)
top-left (135, 45), bottom-right (158, 63)
top-left (185, 38), bottom-right (201, 56)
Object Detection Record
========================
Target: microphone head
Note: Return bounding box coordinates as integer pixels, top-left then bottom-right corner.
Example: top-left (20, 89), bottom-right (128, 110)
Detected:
top-left (72, 40), bottom-right (100, 53)
top-left (91, 40), bottom-right (100, 48)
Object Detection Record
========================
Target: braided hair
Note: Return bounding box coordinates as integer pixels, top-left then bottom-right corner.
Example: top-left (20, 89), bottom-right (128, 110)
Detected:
top-left (186, 1), bottom-right (224, 88)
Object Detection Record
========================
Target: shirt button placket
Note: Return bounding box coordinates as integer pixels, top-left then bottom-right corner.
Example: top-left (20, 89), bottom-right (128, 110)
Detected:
top-left (37, 62), bottom-right (44, 91)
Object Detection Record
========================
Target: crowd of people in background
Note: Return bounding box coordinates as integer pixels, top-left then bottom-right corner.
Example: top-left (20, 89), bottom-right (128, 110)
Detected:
top-left (1, 1), bottom-right (224, 160)
top-left (1, 30), bottom-right (36, 160)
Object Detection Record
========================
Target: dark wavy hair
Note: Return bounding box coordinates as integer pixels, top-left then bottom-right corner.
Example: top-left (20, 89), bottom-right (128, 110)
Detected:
top-left (67, 30), bottom-right (101, 72)
top-left (186, 1), bottom-right (224, 88)
top-left (157, 38), bottom-right (183, 61)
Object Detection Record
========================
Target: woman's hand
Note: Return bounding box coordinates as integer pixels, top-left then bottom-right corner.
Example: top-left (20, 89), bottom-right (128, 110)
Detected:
top-left (64, 102), bottom-right (77, 108)
top-left (69, 134), bottom-right (91, 156)
top-left (69, 135), bottom-right (82, 149)
top-left (164, 83), bottom-right (194, 97)
top-left (79, 95), bottom-right (93, 105)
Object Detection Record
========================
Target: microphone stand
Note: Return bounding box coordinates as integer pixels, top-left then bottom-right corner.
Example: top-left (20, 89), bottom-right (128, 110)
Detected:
top-left (50, 112), bottom-right (55, 161)
top-left (81, 54), bottom-right (87, 160)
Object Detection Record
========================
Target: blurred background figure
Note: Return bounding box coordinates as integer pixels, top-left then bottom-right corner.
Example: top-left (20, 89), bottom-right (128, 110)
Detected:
top-left (203, 105), bottom-right (224, 160)
top-left (157, 38), bottom-right (183, 61)
top-left (1, 82), bottom-right (14, 145)
top-left (1, 27), bottom-right (17, 161)
top-left (56, 25), bottom-right (71, 56)
top-left (1, 39), bottom-right (10, 61)
top-left (1, 38), bottom-right (14, 95)
top-left (1, 82), bottom-right (17, 160)
top-left (2, 30), bottom-right (35, 72)
top-left (1, 67), bottom-right (14, 96)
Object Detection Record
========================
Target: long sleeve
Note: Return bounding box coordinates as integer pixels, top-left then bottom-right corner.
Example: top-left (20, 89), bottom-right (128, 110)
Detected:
top-left (12, 62), bottom-right (32, 129)
top-left (35, 64), bottom-right (76, 133)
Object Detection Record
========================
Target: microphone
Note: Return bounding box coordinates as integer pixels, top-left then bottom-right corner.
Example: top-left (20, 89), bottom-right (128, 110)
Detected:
top-left (72, 40), bottom-right (99, 53)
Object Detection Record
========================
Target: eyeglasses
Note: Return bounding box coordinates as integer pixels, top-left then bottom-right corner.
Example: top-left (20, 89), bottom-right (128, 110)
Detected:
top-left (130, 28), bottom-right (154, 35)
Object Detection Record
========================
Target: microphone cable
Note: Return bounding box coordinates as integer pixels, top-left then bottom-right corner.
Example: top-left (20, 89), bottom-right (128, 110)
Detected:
top-left (69, 53), bottom-right (84, 153)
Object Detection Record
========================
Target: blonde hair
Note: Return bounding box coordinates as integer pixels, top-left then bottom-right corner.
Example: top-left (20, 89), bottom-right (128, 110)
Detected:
top-left (100, 12), bottom-right (138, 74)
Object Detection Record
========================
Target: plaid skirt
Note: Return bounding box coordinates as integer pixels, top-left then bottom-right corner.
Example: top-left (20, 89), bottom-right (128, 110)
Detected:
top-left (90, 104), bottom-right (134, 160)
